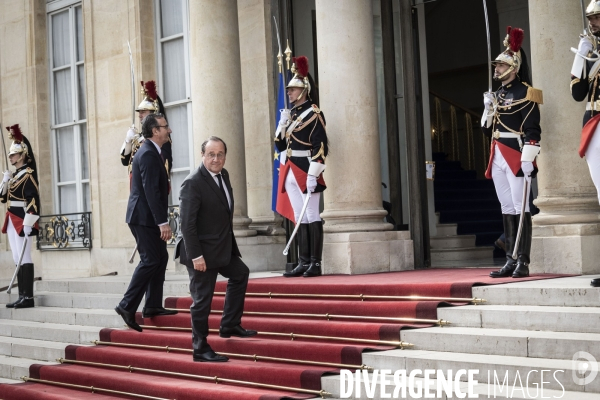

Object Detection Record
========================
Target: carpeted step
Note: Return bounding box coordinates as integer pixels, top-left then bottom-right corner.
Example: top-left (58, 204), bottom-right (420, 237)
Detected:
top-left (438, 208), bottom-right (502, 223)
top-left (434, 188), bottom-right (498, 201)
top-left (432, 160), bottom-right (462, 170)
top-left (400, 326), bottom-right (600, 360)
top-left (435, 169), bottom-right (477, 180)
top-left (456, 219), bottom-right (503, 235)
top-left (1, 382), bottom-right (130, 399)
top-left (435, 198), bottom-right (500, 211)
top-left (474, 230), bottom-right (503, 246)
top-left (434, 179), bottom-right (494, 190)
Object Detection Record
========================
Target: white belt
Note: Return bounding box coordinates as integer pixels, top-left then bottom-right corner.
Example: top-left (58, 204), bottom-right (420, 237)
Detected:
top-left (287, 150), bottom-right (311, 157)
top-left (492, 131), bottom-right (521, 139)
top-left (8, 200), bottom-right (26, 208)
top-left (586, 101), bottom-right (600, 111)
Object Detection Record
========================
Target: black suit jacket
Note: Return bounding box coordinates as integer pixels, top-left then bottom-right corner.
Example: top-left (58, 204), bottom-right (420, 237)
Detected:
top-left (175, 164), bottom-right (241, 269)
top-left (126, 140), bottom-right (169, 226)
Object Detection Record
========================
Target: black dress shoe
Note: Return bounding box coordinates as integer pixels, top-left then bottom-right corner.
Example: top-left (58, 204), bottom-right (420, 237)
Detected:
top-left (193, 349), bottom-right (229, 362)
top-left (142, 307), bottom-right (178, 318)
top-left (115, 305), bottom-right (142, 332)
top-left (489, 261), bottom-right (516, 278)
top-left (512, 262), bottom-right (530, 278)
top-left (303, 262), bottom-right (322, 277)
top-left (283, 263), bottom-right (309, 277)
top-left (591, 278), bottom-right (600, 287)
top-left (14, 298), bottom-right (34, 309)
top-left (6, 296), bottom-right (24, 308)
top-left (219, 325), bottom-right (257, 338)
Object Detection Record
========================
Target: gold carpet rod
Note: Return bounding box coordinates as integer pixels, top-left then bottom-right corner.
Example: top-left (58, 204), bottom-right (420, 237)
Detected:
top-left (91, 340), bottom-right (374, 371)
top-left (165, 309), bottom-right (449, 326)
top-left (139, 325), bottom-right (413, 348)
top-left (213, 291), bottom-right (486, 304)
top-left (57, 358), bottom-right (332, 398)
top-left (21, 376), bottom-right (170, 400)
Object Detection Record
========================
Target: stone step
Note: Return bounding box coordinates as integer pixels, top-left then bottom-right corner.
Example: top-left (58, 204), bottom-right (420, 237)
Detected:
top-left (322, 373), bottom-right (599, 399)
top-left (23, 291), bottom-right (137, 310)
top-left (435, 223), bottom-right (457, 236)
top-left (473, 275), bottom-right (600, 307)
top-left (0, 306), bottom-right (125, 329)
top-left (0, 355), bottom-right (54, 380)
top-left (0, 336), bottom-right (75, 362)
top-left (430, 235), bottom-right (476, 249)
top-left (438, 305), bottom-right (600, 333)
top-left (361, 350), bottom-right (600, 393)
top-left (430, 245), bottom-right (493, 262)
top-left (401, 326), bottom-right (600, 360)
top-left (0, 319), bottom-right (102, 344)
top-left (0, 377), bottom-right (21, 384)
top-left (34, 278), bottom-right (190, 296)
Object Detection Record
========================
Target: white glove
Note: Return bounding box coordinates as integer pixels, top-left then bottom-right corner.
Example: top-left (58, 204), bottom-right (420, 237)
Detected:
top-left (23, 225), bottom-right (32, 236)
top-left (483, 92), bottom-right (496, 110)
top-left (578, 36), bottom-right (593, 57)
top-left (307, 175), bottom-right (317, 193)
top-left (125, 128), bottom-right (137, 143)
top-left (521, 161), bottom-right (534, 175)
top-left (2, 170), bottom-right (12, 183)
top-left (278, 109), bottom-right (291, 126)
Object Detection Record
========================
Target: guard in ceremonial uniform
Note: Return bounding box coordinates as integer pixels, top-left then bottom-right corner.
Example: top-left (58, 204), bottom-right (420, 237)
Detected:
top-left (482, 27), bottom-right (542, 279)
top-left (275, 56), bottom-right (328, 278)
top-left (1, 125), bottom-right (40, 308)
top-left (570, 1), bottom-right (600, 287)
top-left (120, 80), bottom-right (173, 181)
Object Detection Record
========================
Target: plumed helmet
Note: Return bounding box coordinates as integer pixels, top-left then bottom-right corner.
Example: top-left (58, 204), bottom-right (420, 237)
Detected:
top-left (286, 56), bottom-right (311, 100)
top-left (587, 1), bottom-right (600, 17)
top-left (492, 26), bottom-right (524, 81)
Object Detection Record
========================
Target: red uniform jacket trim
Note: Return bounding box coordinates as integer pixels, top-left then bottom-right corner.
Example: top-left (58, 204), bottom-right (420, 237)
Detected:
top-left (580, 113), bottom-right (600, 158)
top-left (275, 160), bottom-right (326, 223)
top-left (485, 141), bottom-right (534, 179)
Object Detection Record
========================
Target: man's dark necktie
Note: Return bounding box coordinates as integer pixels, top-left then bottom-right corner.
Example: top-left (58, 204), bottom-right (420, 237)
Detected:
top-left (216, 174), bottom-right (230, 211)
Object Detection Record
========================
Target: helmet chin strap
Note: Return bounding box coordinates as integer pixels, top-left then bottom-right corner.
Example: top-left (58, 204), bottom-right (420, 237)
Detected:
top-left (494, 65), bottom-right (515, 82)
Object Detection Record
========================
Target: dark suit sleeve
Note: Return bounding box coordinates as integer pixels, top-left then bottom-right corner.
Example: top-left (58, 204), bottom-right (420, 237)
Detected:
top-left (139, 150), bottom-right (168, 225)
top-left (571, 73), bottom-right (589, 102)
top-left (521, 101), bottom-right (542, 144)
top-left (179, 177), bottom-right (203, 260)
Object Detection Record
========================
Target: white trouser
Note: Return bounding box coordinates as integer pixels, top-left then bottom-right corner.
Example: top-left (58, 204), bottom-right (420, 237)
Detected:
top-left (492, 144), bottom-right (530, 215)
top-left (284, 169), bottom-right (321, 223)
top-left (585, 124), bottom-right (600, 204)
top-left (6, 217), bottom-right (33, 265)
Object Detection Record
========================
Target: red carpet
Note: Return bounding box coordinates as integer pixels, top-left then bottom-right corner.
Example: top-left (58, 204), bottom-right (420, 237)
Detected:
top-left (0, 268), bottom-right (568, 399)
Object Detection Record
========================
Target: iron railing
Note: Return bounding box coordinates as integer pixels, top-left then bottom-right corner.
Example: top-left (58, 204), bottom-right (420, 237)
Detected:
top-left (167, 205), bottom-right (180, 246)
top-left (37, 212), bottom-right (92, 251)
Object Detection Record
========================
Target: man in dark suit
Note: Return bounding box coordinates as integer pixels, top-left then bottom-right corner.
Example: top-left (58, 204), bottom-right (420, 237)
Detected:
top-left (115, 113), bottom-right (177, 332)
top-left (175, 136), bottom-right (256, 362)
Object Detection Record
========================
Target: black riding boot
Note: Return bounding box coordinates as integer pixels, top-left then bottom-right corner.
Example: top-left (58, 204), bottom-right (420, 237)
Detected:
top-left (6, 266), bottom-right (24, 308)
top-left (303, 221), bottom-right (323, 277)
top-left (14, 263), bottom-right (34, 308)
top-left (283, 224), bottom-right (310, 277)
top-left (490, 214), bottom-right (518, 278)
top-left (512, 213), bottom-right (532, 278)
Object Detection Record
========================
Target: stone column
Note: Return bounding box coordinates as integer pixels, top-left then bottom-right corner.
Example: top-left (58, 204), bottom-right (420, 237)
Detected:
top-left (529, 0), bottom-right (600, 274)
top-left (315, 0), bottom-right (413, 274)
top-left (188, 0), bottom-right (256, 238)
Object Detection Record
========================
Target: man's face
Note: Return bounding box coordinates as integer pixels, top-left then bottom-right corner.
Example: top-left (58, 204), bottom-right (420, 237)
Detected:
top-left (589, 14), bottom-right (600, 35)
top-left (287, 87), bottom-right (304, 104)
top-left (493, 62), bottom-right (516, 82)
top-left (9, 153), bottom-right (23, 167)
top-left (151, 117), bottom-right (171, 146)
top-left (138, 110), bottom-right (151, 124)
top-left (202, 140), bottom-right (226, 174)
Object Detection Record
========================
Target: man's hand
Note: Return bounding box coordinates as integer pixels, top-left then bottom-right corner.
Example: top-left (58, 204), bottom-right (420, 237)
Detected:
top-left (307, 175), bottom-right (317, 193)
top-left (521, 161), bottom-right (534, 175)
top-left (193, 257), bottom-right (207, 272)
top-left (483, 92), bottom-right (496, 110)
top-left (578, 36), bottom-right (593, 57)
top-left (23, 225), bottom-right (32, 236)
top-left (125, 128), bottom-right (137, 143)
top-left (279, 109), bottom-right (291, 126)
top-left (159, 224), bottom-right (172, 242)
top-left (2, 170), bottom-right (12, 183)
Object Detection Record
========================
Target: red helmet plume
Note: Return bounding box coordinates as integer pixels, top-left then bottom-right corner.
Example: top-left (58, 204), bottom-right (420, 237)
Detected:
top-left (293, 56), bottom-right (309, 78)
top-left (6, 124), bottom-right (23, 142)
top-left (142, 80), bottom-right (158, 101)
top-left (508, 27), bottom-right (524, 54)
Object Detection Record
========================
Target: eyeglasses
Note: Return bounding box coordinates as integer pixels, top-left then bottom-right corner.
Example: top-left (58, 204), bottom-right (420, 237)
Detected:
top-left (205, 152), bottom-right (225, 160)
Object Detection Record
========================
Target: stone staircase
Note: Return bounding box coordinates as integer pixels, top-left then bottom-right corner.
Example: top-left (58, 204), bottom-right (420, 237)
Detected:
top-left (322, 274), bottom-right (600, 399)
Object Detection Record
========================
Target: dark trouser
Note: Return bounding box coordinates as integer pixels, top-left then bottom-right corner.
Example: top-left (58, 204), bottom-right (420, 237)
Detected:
top-left (186, 255), bottom-right (249, 353)
top-left (119, 224), bottom-right (169, 313)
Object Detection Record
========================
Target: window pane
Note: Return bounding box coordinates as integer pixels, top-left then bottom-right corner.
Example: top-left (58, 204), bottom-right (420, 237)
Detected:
top-left (165, 104), bottom-right (189, 169)
top-left (160, 0), bottom-right (184, 37)
top-left (162, 38), bottom-right (186, 102)
top-left (82, 182), bottom-right (90, 212)
top-left (78, 64), bottom-right (86, 119)
top-left (76, 6), bottom-right (84, 62)
top-left (59, 185), bottom-right (78, 214)
top-left (170, 170), bottom-right (188, 206)
top-left (56, 126), bottom-right (76, 182)
top-left (54, 69), bottom-right (73, 124)
top-left (79, 123), bottom-right (89, 180)
top-left (52, 10), bottom-right (71, 68)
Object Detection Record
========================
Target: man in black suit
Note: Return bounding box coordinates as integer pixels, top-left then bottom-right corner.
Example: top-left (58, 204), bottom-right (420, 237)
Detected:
top-left (115, 113), bottom-right (177, 332)
top-left (175, 136), bottom-right (256, 362)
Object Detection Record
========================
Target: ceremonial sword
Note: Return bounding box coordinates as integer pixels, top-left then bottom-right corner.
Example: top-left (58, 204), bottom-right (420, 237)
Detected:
top-left (0, 122), bottom-right (9, 195)
top-left (7, 237), bottom-right (28, 294)
top-left (582, 0), bottom-right (589, 36)
top-left (273, 17), bottom-right (288, 110)
top-left (512, 175), bottom-right (531, 260)
top-left (127, 41), bottom-right (138, 263)
top-left (283, 191), bottom-right (311, 256)
top-left (482, 0), bottom-right (492, 93)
